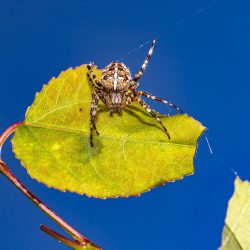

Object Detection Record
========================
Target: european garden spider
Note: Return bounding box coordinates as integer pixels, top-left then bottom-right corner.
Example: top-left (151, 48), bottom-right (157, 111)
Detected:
top-left (87, 38), bottom-right (183, 147)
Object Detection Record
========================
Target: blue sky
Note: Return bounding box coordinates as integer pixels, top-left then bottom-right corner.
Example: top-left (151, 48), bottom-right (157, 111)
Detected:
top-left (0, 0), bottom-right (249, 249)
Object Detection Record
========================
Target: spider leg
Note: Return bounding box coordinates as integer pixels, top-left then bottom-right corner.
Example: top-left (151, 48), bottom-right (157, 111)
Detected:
top-left (87, 72), bottom-right (97, 89)
top-left (136, 90), bottom-right (183, 113)
top-left (87, 64), bottom-right (103, 89)
top-left (90, 91), bottom-right (100, 147)
top-left (133, 97), bottom-right (170, 139)
top-left (133, 38), bottom-right (156, 82)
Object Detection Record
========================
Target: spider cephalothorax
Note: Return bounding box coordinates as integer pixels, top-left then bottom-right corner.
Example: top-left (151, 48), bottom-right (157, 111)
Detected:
top-left (87, 38), bottom-right (183, 147)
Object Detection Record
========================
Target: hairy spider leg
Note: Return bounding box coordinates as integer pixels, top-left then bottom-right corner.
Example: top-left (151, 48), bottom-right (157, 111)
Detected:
top-left (87, 64), bottom-right (103, 89)
top-left (133, 38), bottom-right (156, 82)
top-left (133, 97), bottom-right (171, 139)
top-left (136, 90), bottom-right (183, 113)
top-left (87, 72), bottom-right (96, 89)
top-left (87, 72), bottom-right (101, 147)
top-left (90, 92), bottom-right (100, 147)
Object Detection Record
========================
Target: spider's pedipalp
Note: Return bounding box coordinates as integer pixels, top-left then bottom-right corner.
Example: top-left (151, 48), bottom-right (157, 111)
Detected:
top-left (133, 38), bottom-right (156, 82)
top-left (137, 90), bottom-right (183, 113)
top-left (133, 97), bottom-right (171, 139)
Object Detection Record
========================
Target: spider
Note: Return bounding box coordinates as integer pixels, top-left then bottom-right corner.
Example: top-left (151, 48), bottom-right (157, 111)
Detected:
top-left (87, 38), bottom-right (183, 147)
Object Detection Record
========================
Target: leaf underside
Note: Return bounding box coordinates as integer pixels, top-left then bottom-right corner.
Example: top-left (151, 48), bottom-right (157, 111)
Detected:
top-left (12, 65), bottom-right (205, 198)
top-left (220, 177), bottom-right (250, 250)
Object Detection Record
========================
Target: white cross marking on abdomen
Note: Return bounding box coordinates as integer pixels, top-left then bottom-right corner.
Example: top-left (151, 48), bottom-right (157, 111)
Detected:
top-left (113, 67), bottom-right (119, 90)
top-left (113, 67), bottom-right (118, 90)
top-left (108, 66), bottom-right (125, 91)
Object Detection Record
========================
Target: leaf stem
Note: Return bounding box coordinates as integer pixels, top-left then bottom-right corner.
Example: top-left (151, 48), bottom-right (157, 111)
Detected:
top-left (0, 121), bottom-right (23, 158)
top-left (41, 225), bottom-right (87, 249)
top-left (0, 122), bottom-right (101, 249)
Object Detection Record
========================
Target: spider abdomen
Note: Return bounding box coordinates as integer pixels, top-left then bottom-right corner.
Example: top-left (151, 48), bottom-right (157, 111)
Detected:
top-left (101, 62), bottom-right (132, 92)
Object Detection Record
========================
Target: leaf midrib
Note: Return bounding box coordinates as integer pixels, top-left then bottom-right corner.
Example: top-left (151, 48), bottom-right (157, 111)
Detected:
top-left (23, 122), bottom-right (196, 148)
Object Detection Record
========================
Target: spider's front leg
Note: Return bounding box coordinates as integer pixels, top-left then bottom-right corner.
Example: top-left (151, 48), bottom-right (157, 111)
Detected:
top-left (90, 91), bottom-right (100, 147)
top-left (133, 38), bottom-right (156, 82)
top-left (136, 90), bottom-right (183, 113)
top-left (133, 97), bottom-right (171, 139)
top-left (87, 64), bottom-right (103, 89)
top-left (87, 64), bottom-right (104, 147)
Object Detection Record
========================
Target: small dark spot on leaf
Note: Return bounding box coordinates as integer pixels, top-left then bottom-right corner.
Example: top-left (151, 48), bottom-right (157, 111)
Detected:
top-left (79, 108), bottom-right (83, 112)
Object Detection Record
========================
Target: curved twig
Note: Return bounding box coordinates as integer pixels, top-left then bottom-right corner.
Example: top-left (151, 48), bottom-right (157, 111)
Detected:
top-left (0, 122), bottom-right (101, 249)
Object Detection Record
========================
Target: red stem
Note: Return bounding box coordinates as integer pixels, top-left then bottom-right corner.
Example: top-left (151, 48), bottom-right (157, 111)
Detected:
top-left (41, 225), bottom-right (86, 249)
top-left (0, 122), bottom-right (101, 249)
top-left (0, 121), bottom-right (23, 154)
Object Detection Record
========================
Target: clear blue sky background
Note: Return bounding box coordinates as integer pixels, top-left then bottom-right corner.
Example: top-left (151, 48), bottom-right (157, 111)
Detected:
top-left (0, 1), bottom-right (249, 249)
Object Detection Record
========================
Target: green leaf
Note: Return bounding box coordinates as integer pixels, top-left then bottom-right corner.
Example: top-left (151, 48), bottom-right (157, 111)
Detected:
top-left (220, 177), bottom-right (250, 250)
top-left (12, 65), bottom-right (205, 198)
